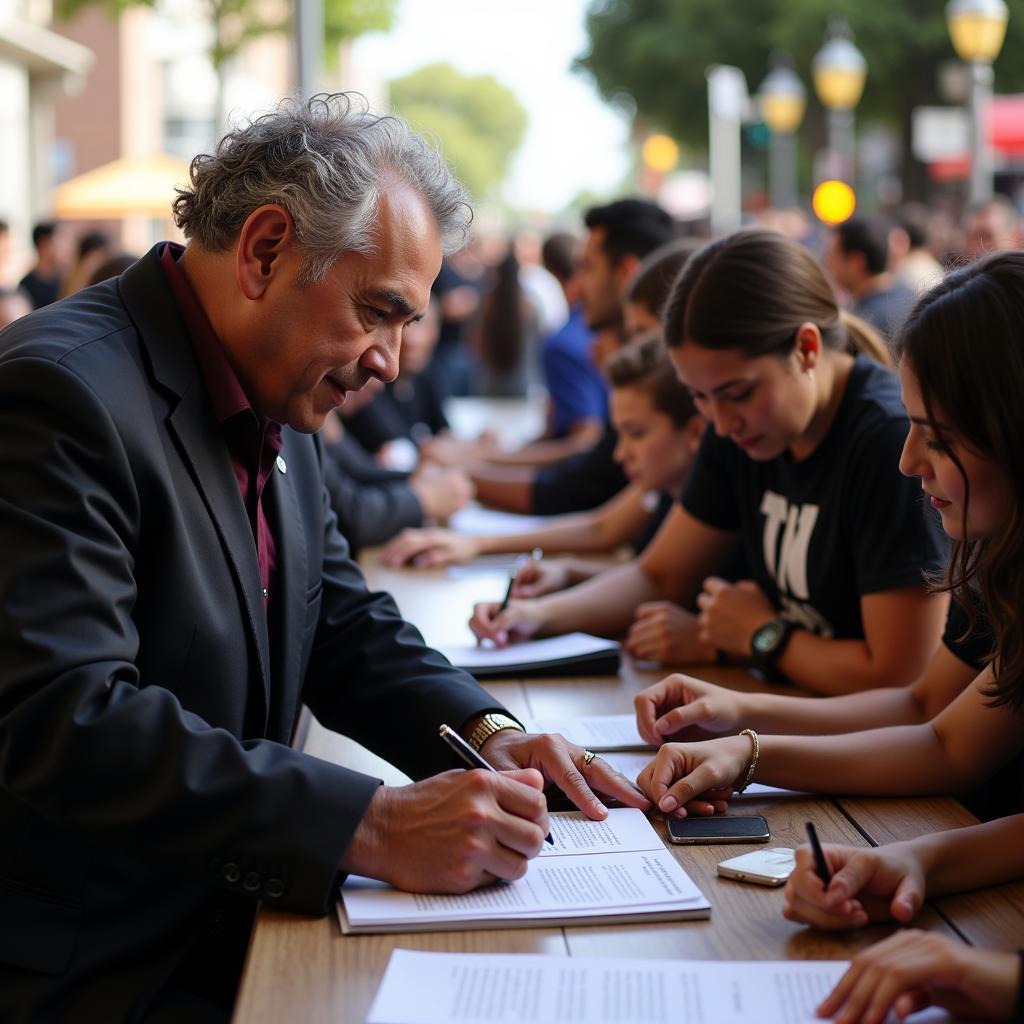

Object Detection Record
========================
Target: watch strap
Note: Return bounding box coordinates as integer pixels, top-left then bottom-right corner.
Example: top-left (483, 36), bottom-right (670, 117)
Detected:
top-left (466, 712), bottom-right (525, 752)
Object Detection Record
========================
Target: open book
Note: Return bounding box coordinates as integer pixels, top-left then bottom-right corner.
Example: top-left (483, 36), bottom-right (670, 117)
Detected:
top-left (367, 949), bottom-right (952, 1024)
top-left (441, 633), bottom-right (621, 679)
top-left (337, 808), bottom-right (710, 934)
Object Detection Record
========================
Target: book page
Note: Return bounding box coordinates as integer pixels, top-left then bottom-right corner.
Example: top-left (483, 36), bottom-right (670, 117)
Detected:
top-left (443, 633), bottom-right (619, 672)
top-left (367, 950), bottom-right (952, 1024)
top-left (520, 713), bottom-right (649, 750)
top-left (340, 847), bottom-right (706, 929)
top-left (539, 808), bottom-right (662, 857)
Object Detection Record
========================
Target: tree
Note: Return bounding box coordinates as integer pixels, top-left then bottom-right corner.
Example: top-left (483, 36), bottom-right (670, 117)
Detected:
top-left (575, 0), bottom-right (1024, 200)
top-left (389, 62), bottom-right (528, 202)
top-left (55, 0), bottom-right (397, 126)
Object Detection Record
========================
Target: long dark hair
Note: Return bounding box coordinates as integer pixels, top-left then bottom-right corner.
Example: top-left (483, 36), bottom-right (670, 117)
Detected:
top-left (662, 229), bottom-right (891, 367)
top-left (898, 251), bottom-right (1024, 712)
top-left (478, 247), bottom-right (526, 372)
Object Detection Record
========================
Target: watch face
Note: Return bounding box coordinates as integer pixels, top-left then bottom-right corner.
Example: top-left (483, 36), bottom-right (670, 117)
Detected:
top-left (752, 621), bottom-right (784, 654)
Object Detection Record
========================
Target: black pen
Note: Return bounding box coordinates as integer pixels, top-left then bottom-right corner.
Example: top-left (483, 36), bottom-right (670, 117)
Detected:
top-left (497, 571), bottom-right (516, 612)
top-left (439, 723), bottom-right (553, 844)
top-left (805, 821), bottom-right (832, 887)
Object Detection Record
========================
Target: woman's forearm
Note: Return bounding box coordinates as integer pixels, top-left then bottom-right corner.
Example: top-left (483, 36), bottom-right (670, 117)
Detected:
top-left (742, 685), bottom-right (927, 735)
top-left (909, 816), bottom-right (1024, 896)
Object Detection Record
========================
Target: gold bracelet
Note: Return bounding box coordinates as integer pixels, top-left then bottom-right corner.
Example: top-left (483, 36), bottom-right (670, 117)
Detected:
top-left (736, 728), bottom-right (759, 793)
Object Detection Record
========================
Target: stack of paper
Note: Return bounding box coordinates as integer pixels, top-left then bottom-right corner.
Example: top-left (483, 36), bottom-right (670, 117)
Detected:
top-left (441, 633), bottom-right (621, 679)
top-left (338, 808), bottom-right (710, 934)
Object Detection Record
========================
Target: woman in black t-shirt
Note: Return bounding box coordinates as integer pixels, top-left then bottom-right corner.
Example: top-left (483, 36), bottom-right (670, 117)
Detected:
top-left (640, 251), bottom-right (1024, 1023)
top-left (471, 230), bottom-right (948, 695)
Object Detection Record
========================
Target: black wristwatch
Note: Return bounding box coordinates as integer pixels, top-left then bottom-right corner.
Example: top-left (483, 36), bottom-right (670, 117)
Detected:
top-left (750, 617), bottom-right (799, 677)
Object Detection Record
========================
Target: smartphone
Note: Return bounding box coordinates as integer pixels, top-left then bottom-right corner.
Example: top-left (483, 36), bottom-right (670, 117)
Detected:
top-left (717, 847), bottom-right (796, 886)
top-left (666, 815), bottom-right (770, 845)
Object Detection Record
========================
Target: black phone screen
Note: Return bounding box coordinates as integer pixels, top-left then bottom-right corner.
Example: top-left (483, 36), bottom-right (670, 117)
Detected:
top-left (666, 815), bottom-right (770, 844)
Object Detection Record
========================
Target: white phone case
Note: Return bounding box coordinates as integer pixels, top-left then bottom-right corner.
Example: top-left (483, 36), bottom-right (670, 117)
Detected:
top-left (716, 847), bottom-right (796, 886)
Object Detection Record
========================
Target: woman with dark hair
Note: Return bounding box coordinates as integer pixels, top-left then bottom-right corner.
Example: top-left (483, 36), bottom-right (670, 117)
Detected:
top-left (651, 250), bottom-right (1024, 1024)
top-left (471, 229), bottom-right (946, 696)
top-left (381, 333), bottom-right (703, 574)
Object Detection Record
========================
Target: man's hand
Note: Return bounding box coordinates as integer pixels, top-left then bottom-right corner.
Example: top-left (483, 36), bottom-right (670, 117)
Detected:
top-left (696, 578), bottom-right (775, 657)
top-left (481, 728), bottom-right (652, 820)
top-left (380, 527), bottom-right (481, 568)
top-left (634, 673), bottom-right (747, 746)
top-left (624, 601), bottom-right (716, 664)
top-left (409, 465), bottom-right (474, 522)
top-left (340, 768), bottom-right (549, 892)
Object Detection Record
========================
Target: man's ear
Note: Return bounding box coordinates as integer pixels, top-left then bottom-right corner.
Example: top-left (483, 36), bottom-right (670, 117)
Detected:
top-left (236, 204), bottom-right (295, 300)
top-left (614, 252), bottom-right (640, 296)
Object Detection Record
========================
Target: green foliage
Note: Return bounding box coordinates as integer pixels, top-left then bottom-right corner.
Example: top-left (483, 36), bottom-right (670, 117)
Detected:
top-left (389, 62), bottom-right (529, 201)
top-left (55, 0), bottom-right (395, 71)
top-left (576, 0), bottom-right (1024, 149)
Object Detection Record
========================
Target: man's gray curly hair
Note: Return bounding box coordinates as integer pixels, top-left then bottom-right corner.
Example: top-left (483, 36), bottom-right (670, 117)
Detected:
top-left (172, 93), bottom-right (472, 285)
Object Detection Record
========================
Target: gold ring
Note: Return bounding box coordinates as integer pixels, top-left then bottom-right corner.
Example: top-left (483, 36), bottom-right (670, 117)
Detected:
top-left (582, 749), bottom-right (597, 766)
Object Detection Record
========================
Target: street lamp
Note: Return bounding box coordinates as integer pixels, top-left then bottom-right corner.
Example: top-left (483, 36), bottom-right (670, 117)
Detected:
top-left (946, 0), bottom-right (1009, 204)
top-left (758, 54), bottom-right (806, 209)
top-left (812, 18), bottom-right (867, 184)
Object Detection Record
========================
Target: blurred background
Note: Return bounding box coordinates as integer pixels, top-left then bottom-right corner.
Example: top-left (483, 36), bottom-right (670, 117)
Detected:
top-left (2, 0), bottom-right (1022, 308)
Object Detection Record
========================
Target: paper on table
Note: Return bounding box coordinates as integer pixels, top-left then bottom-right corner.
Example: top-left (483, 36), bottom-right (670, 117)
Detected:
top-left (442, 633), bottom-right (620, 677)
top-left (367, 949), bottom-right (952, 1024)
top-left (600, 750), bottom-right (654, 779)
top-left (736, 782), bottom-right (809, 798)
top-left (520, 712), bottom-right (650, 751)
top-left (338, 809), bottom-right (709, 933)
top-left (449, 506), bottom-right (550, 536)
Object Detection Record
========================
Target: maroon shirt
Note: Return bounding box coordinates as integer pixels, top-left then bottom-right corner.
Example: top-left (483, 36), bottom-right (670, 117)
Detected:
top-left (160, 243), bottom-right (281, 623)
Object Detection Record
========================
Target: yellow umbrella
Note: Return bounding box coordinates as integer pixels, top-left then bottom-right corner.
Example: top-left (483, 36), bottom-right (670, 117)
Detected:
top-left (53, 154), bottom-right (192, 220)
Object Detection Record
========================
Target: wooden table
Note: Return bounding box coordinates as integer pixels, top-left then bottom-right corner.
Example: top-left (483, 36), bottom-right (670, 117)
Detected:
top-left (233, 557), bottom-right (1020, 1022)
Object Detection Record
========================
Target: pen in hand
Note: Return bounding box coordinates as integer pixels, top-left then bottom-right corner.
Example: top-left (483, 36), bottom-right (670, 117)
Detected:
top-left (439, 723), bottom-right (553, 844)
top-left (498, 549), bottom-right (543, 611)
top-left (804, 821), bottom-right (832, 887)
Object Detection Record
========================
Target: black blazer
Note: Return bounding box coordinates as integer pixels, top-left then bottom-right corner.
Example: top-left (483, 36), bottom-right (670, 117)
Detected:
top-left (0, 247), bottom-right (501, 1021)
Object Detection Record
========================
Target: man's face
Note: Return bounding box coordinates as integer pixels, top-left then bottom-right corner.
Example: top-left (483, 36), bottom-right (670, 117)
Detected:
top-left (964, 206), bottom-right (1018, 258)
top-left (235, 186), bottom-right (442, 433)
top-left (824, 232), bottom-right (855, 292)
top-left (576, 226), bottom-right (624, 330)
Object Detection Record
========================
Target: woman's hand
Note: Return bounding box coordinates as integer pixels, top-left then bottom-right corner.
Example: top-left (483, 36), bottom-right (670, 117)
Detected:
top-left (625, 602), bottom-right (716, 664)
top-left (510, 558), bottom-right (573, 598)
top-left (636, 736), bottom-right (751, 817)
top-left (817, 931), bottom-right (1020, 1024)
top-left (633, 673), bottom-right (748, 746)
top-left (469, 597), bottom-right (545, 647)
top-left (380, 528), bottom-right (481, 568)
top-left (782, 842), bottom-right (928, 931)
top-left (696, 577), bottom-right (776, 657)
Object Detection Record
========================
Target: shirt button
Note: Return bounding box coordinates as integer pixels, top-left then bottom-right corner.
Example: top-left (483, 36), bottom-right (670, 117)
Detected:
top-left (265, 878), bottom-right (285, 900)
top-left (222, 862), bottom-right (241, 884)
top-left (243, 871), bottom-right (262, 893)
top-left (262, 588), bottom-right (268, 599)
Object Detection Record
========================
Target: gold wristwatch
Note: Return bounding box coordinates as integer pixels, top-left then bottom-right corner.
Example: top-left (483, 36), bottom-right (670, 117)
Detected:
top-left (466, 712), bottom-right (525, 752)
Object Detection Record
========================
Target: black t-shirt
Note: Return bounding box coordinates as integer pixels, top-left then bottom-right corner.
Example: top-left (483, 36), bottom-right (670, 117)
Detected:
top-left (344, 364), bottom-right (449, 454)
top-left (681, 356), bottom-right (948, 640)
top-left (942, 596), bottom-right (993, 670)
top-left (532, 423), bottom-right (628, 515)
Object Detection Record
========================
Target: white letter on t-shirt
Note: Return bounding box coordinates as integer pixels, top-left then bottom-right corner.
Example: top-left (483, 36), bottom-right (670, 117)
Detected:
top-left (760, 491), bottom-right (819, 601)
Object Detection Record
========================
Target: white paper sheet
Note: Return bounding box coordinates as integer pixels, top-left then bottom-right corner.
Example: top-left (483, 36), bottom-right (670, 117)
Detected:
top-left (737, 783), bottom-right (809, 798)
top-left (367, 949), bottom-right (952, 1024)
top-left (442, 633), bottom-right (620, 673)
top-left (600, 750), bottom-right (655, 779)
top-left (449, 506), bottom-right (551, 536)
top-left (520, 712), bottom-right (649, 751)
top-left (340, 810), bottom-right (708, 932)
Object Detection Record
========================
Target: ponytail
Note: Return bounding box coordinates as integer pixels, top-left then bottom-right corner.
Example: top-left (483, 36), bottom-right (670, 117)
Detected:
top-left (839, 310), bottom-right (893, 368)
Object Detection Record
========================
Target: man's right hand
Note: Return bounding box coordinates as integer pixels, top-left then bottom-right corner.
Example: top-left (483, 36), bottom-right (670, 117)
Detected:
top-left (340, 768), bottom-right (549, 893)
top-left (634, 673), bottom-right (747, 746)
top-left (380, 527), bottom-right (481, 568)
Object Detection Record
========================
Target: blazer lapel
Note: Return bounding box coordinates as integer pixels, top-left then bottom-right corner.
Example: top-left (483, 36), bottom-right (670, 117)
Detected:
top-left (119, 247), bottom-right (272, 722)
top-left (264, 436), bottom-right (309, 741)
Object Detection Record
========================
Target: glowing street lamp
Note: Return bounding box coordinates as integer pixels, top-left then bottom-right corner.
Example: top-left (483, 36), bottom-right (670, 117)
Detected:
top-left (758, 54), bottom-right (806, 209)
top-left (946, 0), bottom-right (1009, 204)
top-left (812, 18), bottom-right (867, 183)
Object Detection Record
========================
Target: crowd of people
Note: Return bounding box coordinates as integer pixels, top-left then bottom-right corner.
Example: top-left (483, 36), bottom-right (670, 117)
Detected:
top-left (2, 92), bottom-right (1024, 1022)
